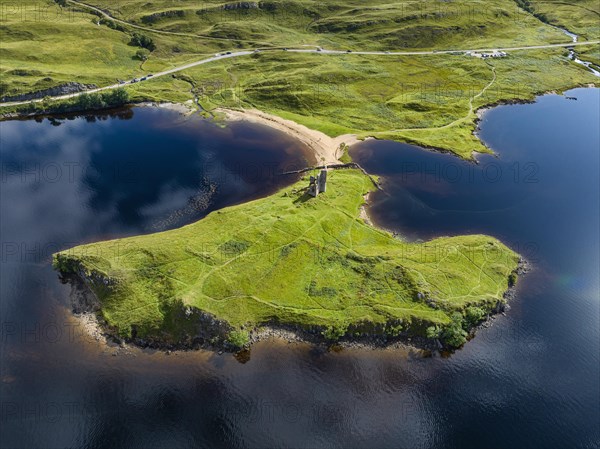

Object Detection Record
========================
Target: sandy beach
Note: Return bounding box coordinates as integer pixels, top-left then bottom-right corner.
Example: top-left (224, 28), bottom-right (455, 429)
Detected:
top-left (217, 108), bottom-right (360, 165)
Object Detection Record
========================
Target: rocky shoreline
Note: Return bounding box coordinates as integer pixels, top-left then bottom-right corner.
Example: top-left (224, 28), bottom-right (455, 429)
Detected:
top-left (60, 257), bottom-right (529, 357)
top-left (0, 100), bottom-right (194, 122)
top-left (0, 82), bottom-right (98, 103)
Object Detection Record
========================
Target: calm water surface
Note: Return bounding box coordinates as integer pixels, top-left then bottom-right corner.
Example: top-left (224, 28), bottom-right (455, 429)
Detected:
top-left (1, 90), bottom-right (598, 448)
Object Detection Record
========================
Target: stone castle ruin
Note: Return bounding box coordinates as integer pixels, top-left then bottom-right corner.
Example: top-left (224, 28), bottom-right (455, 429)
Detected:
top-left (308, 168), bottom-right (328, 197)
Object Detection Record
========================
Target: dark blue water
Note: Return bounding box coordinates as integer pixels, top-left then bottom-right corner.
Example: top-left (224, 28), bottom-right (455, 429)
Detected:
top-left (351, 87), bottom-right (600, 448)
top-left (1, 90), bottom-right (598, 449)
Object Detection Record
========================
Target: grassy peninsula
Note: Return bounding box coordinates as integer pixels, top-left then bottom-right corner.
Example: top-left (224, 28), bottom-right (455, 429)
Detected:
top-left (54, 169), bottom-right (521, 349)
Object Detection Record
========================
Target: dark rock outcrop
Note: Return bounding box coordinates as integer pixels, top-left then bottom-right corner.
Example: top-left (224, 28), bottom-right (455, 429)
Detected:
top-left (1, 82), bottom-right (97, 103)
top-left (223, 2), bottom-right (259, 10)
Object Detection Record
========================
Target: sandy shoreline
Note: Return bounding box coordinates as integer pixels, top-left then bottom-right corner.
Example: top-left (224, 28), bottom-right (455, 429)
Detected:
top-left (217, 108), bottom-right (360, 165)
top-left (140, 103), bottom-right (361, 165)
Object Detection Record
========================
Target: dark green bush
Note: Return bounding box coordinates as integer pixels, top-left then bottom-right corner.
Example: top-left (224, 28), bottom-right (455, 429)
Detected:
top-left (129, 32), bottom-right (156, 51)
top-left (227, 330), bottom-right (250, 348)
top-left (464, 306), bottom-right (486, 327)
top-left (441, 312), bottom-right (468, 348)
top-left (322, 324), bottom-right (347, 341)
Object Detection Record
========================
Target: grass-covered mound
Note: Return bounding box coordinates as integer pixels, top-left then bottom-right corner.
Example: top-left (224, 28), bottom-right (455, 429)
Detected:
top-left (54, 169), bottom-right (521, 349)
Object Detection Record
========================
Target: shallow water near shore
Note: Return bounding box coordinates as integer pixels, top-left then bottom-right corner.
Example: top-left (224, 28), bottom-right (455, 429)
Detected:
top-left (1, 90), bottom-right (599, 448)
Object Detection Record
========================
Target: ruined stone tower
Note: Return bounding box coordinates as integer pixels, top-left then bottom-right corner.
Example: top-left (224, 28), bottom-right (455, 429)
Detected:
top-left (318, 168), bottom-right (327, 193)
top-left (308, 175), bottom-right (318, 197)
top-left (308, 167), bottom-right (328, 197)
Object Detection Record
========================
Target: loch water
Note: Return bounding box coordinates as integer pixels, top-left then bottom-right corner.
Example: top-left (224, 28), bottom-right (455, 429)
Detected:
top-left (1, 90), bottom-right (598, 448)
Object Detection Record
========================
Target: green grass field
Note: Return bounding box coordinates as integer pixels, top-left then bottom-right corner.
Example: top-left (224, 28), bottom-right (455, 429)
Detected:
top-left (526, 0), bottom-right (600, 39)
top-left (81, 0), bottom-right (571, 49)
top-left (54, 170), bottom-right (520, 348)
top-left (127, 48), bottom-right (596, 158)
top-left (1, 0), bottom-right (598, 157)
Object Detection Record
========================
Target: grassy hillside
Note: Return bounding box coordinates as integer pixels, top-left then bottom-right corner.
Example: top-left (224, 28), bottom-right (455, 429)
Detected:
top-left (85, 0), bottom-right (570, 49)
top-left (525, 0), bottom-right (600, 39)
top-left (1, 0), bottom-right (599, 158)
top-left (0, 0), bottom-right (142, 96)
top-left (126, 47), bottom-right (597, 157)
top-left (54, 170), bottom-right (521, 348)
